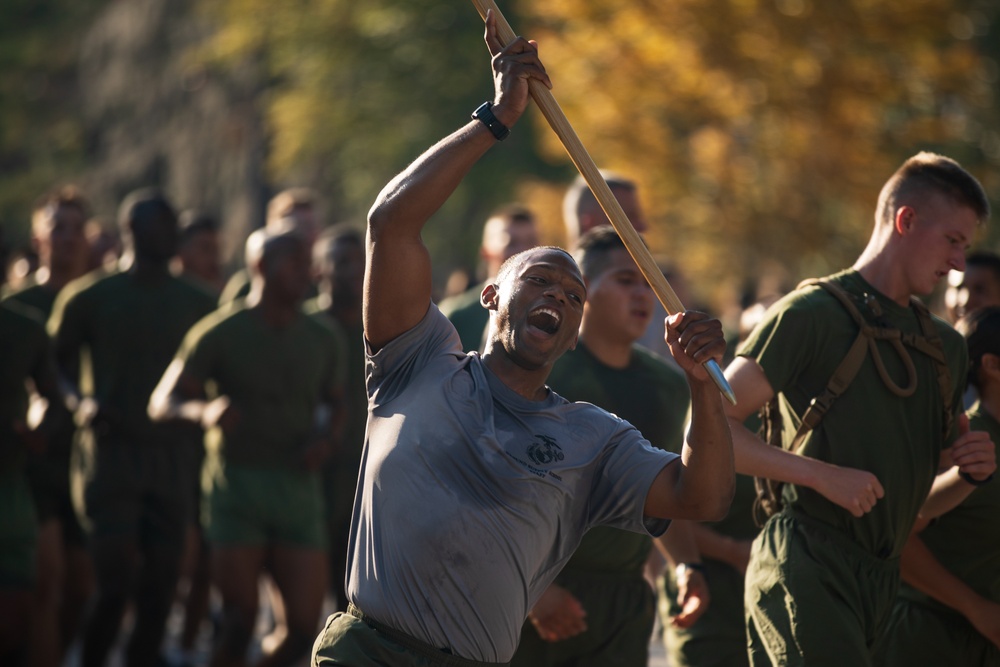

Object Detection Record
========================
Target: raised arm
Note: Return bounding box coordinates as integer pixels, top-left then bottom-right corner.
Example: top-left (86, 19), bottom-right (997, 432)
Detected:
top-left (364, 10), bottom-right (551, 349)
top-left (722, 357), bottom-right (884, 518)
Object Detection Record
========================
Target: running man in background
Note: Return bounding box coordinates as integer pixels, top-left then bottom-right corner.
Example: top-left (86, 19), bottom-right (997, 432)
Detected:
top-left (151, 224), bottom-right (346, 667)
top-left (49, 189), bottom-right (217, 667)
top-left (3, 186), bottom-right (93, 667)
top-left (876, 305), bottom-right (1000, 665)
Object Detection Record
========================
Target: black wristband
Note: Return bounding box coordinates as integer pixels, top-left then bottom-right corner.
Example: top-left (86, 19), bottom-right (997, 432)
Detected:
top-left (959, 470), bottom-right (994, 487)
top-left (472, 101), bottom-right (510, 141)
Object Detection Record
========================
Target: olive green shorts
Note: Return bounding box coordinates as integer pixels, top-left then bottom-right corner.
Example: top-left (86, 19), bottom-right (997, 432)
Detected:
top-left (874, 597), bottom-right (1000, 667)
top-left (313, 604), bottom-right (507, 667)
top-left (205, 465), bottom-right (326, 548)
top-left (75, 439), bottom-right (192, 546)
top-left (510, 570), bottom-right (655, 667)
top-left (744, 511), bottom-right (899, 667)
top-left (0, 473), bottom-right (38, 588)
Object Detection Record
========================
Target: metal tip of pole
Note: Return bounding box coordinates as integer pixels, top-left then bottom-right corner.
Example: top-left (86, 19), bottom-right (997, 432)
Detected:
top-left (705, 359), bottom-right (738, 406)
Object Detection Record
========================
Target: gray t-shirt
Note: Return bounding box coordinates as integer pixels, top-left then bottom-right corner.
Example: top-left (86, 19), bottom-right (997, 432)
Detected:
top-left (347, 305), bottom-right (678, 662)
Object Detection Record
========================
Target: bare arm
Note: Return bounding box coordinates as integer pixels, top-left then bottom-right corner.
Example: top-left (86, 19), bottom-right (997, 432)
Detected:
top-left (920, 414), bottom-right (996, 521)
top-left (654, 520), bottom-right (710, 628)
top-left (900, 527), bottom-right (1000, 650)
top-left (722, 356), bottom-right (884, 518)
top-left (690, 523), bottom-right (753, 574)
top-left (644, 312), bottom-right (734, 521)
top-left (364, 11), bottom-right (551, 350)
top-left (148, 359), bottom-right (235, 432)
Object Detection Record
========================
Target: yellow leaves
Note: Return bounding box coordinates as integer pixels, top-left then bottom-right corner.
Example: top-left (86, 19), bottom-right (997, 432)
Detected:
top-left (515, 0), bottom-right (999, 306)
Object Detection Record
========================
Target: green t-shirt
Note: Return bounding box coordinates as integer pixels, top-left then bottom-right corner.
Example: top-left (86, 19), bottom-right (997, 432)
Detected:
top-left (2, 280), bottom-right (58, 319)
top-left (438, 283), bottom-right (489, 353)
top-left (546, 342), bottom-right (690, 574)
top-left (738, 269), bottom-right (967, 558)
top-left (902, 403), bottom-right (1000, 610)
top-left (5, 282), bottom-right (75, 467)
top-left (176, 305), bottom-right (345, 468)
top-left (305, 301), bottom-right (366, 465)
top-left (220, 269), bottom-right (318, 307)
top-left (0, 301), bottom-right (54, 473)
top-left (48, 271), bottom-right (217, 448)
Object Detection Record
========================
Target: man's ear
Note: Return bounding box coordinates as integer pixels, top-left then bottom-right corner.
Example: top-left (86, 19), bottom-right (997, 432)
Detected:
top-left (894, 206), bottom-right (916, 236)
top-left (982, 352), bottom-right (1000, 378)
top-left (481, 283), bottom-right (500, 311)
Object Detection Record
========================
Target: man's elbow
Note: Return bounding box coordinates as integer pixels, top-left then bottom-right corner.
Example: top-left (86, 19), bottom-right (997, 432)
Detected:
top-left (681, 477), bottom-right (736, 522)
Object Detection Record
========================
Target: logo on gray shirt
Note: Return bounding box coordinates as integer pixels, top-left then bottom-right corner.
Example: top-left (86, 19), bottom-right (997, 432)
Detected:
top-left (527, 434), bottom-right (564, 466)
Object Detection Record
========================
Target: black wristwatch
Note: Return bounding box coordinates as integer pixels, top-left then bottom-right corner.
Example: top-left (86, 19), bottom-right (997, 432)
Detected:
top-left (472, 101), bottom-right (510, 141)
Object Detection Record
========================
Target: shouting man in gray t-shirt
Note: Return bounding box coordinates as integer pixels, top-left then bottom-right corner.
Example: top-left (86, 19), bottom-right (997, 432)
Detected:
top-left (312, 11), bottom-right (735, 667)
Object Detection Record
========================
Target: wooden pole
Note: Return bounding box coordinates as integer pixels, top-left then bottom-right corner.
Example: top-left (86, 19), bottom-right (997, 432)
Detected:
top-left (470, 0), bottom-right (736, 404)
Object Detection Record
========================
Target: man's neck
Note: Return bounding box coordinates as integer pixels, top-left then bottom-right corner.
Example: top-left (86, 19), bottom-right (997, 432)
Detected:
top-left (481, 347), bottom-right (552, 402)
top-left (576, 333), bottom-right (632, 369)
top-left (979, 384), bottom-right (1000, 423)
top-left (852, 250), bottom-right (911, 307)
top-left (128, 258), bottom-right (171, 284)
top-left (247, 286), bottom-right (300, 329)
top-left (319, 292), bottom-right (362, 328)
top-left (44, 265), bottom-right (85, 292)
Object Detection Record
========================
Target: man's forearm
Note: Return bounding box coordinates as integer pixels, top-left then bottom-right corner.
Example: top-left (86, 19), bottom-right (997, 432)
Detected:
top-left (678, 379), bottom-right (735, 520)
top-left (368, 121), bottom-right (498, 240)
top-left (918, 467), bottom-right (977, 521)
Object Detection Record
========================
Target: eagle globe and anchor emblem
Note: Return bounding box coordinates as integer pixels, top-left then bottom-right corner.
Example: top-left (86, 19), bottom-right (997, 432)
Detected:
top-left (527, 434), bottom-right (564, 466)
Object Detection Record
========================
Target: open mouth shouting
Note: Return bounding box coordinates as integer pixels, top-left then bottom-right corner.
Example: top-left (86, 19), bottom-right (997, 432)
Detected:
top-left (527, 306), bottom-right (562, 336)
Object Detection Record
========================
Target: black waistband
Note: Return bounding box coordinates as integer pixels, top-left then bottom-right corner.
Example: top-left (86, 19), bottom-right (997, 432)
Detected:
top-left (347, 604), bottom-right (510, 667)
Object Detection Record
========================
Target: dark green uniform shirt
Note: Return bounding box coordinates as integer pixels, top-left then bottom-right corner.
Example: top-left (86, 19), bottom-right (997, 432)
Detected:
top-left (0, 301), bottom-right (53, 473)
top-left (176, 305), bottom-right (345, 469)
top-left (438, 283), bottom-right (489, 353)
top-left (738, 269), bottom-right (968, 558)
top-left (48, 271), bottom-right (216, 448)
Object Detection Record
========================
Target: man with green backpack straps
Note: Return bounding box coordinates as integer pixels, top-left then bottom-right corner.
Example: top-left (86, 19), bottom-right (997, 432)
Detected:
top-left (722, 152), bottom-right (997, 667)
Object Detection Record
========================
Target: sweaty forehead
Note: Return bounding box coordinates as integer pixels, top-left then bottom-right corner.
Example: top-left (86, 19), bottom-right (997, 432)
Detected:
top-left (517, 248), bottom-right (584, 282)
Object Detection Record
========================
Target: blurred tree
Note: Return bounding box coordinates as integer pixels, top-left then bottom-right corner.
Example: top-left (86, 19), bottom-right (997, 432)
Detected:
top-left (520, 0), bottom-right (1000, 306)
top-left (198, 0), bottom-right (574, 288)
top-left (0, 0), bottom-right (103, 249)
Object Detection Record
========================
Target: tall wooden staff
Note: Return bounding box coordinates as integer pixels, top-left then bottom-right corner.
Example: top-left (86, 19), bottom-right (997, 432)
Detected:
top-left (470, 0), bottom-right (737, 405)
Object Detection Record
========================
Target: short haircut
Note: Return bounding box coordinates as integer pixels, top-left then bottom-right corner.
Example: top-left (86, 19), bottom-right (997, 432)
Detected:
top-left (117, 188), bottom-right (176, 232)
top-left (178, 210), bottom-right (218, 246)
top-left (956, 306), bottom-right (1000, 391)
top-left (313, 223), bottom-right (363, 266)
top-left (965, 250), bottom-right (1000, 285)
top-left (573, 225), bottom-right (646, 281)
top-left (246, 218), bottom-right (308, 273)
top-left (32, 185), bottom-right (91, 232)
top-left (563, 172), bottom-right (636, 237)
top-left (266, 187), bottom-right (317, 225)
top-left (481, 204), bottom-right (535, 246)
top-left (875, 152), bottom-right (990, 227)
top-left (494, 246), bottom-right (576, 286)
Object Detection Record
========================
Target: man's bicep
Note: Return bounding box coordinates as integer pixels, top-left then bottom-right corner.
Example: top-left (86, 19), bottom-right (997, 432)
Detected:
top-left (364, 235), bottom-right (432, 351)
top-left (723, 356), bottom-right (776, 422)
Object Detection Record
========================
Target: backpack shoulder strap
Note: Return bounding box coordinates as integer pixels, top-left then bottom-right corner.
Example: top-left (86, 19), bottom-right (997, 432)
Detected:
top-left (787, 279), bottom-right (870, 451)
top-left (908, 297), bottom-right (954, 440)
